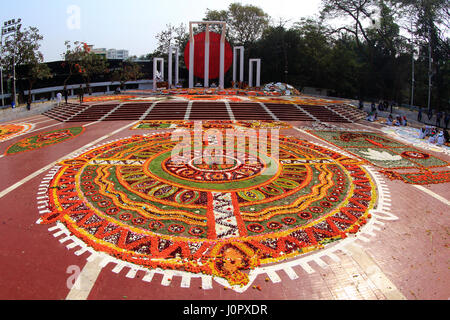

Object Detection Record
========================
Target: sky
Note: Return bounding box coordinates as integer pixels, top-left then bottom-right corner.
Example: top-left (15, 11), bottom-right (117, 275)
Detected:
top-left (1, 0), bottom-right (323, 62)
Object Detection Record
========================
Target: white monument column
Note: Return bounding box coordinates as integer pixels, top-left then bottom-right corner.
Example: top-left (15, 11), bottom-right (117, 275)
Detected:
top-left (153, 58), bottom-right (165, 90)
top-left (175, 48), bottom-right (179, 86)
top-left (168, 47), bottom-right (173, 88)
top-left (249, 59), bottom-right (261, 88)
top-left (168, 46), bottom-right (179, 88)
top-left (204, 25), bottom-right (210, 88)
top-left (219, 24), bottom-right (226, 89)
top-left (189, 22), bottom-right (195, 88)
top-left (233, 46), bottom-right (244, 87)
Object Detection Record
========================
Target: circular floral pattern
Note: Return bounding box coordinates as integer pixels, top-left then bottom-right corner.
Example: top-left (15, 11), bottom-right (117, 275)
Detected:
top-left (39, 131), bottom-right (376, 287)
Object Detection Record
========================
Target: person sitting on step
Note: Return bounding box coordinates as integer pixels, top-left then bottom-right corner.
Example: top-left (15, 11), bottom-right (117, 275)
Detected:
top-left (401, 116), bottom-right (407, 126)
top-left (419, 127), bottom-right (426, 139)
top-left (386, 114), bottom-right (393, 125)
top-left (437, 131), bottom-right (445, 146)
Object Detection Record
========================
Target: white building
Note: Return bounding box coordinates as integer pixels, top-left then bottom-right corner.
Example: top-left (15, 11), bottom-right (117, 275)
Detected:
top-left (107, 49), bottom-right (129, 60)
top-left (91, 47), bottom-right (129, 60)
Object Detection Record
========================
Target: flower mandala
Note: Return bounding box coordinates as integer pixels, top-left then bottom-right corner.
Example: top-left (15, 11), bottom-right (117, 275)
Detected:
top-left (38, 132), bottom-right (377, 287)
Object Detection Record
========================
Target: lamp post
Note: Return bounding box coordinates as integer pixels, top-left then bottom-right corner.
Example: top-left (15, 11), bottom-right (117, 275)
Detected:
top-left (1, 18), bottom-right (22, 108)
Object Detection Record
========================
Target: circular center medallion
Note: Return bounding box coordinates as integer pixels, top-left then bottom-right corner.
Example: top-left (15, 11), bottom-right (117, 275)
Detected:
top-left (143, 147), bottom-right (279, 192)
top-left (163, 153), bottom-right (265, 184)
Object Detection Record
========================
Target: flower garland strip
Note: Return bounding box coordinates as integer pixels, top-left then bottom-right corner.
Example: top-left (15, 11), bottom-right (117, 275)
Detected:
top-left (380, 170), bottom-right (450, 185)
top-left (0, 123), bottom-right (33, 142)
top-left (124, 88), bottom-right (349, 104)
top-left (131, 120), bottom-right (182, 130)
top-left (83, 95), bottom-right (137, 102)
top-left (234, 120), bottom-right (292, 130)
top-left (131, 120), bottom-right (292, 130)
top-left (5, 127), bottom-right (85, 155)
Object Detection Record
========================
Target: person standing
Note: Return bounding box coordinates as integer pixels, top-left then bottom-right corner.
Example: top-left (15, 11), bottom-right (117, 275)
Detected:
top-left (63, 87), bottom-right (69, 104)
top-left (427, 108), bottom-right (433, 121)
top-left (358, 100), bottom-right (364, 110)
top-left (56, 92), bottom-right (62, 106)
top-left (78, 85), bottom-right (84, 105)
top-left (436, 110), bottom-right (442, 127)
top-left (444, 111), bottom-right (449, 129)
top-left (417, 107), bottom-right (422, 122)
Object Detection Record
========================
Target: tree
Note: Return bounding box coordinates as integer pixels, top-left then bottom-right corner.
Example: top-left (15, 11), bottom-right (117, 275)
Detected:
top-left (154, 23), bottom-right (189, 55)
top-left (1, 26), bottom-right (47, 104)
top-left (62, 41), bottom-right (109, 93)
top-left (204, 3), bottom-right (270, 45)
top-left (320, 0), bottom-right (379, 50)
top-left (292, 19), bottom-right (334, 88)
top-left (389, 0), bottom-right (450, 110)
top-left (26, 62), bottom-right (52, 105)
top-left (111, 59), bottom-right (143, 89)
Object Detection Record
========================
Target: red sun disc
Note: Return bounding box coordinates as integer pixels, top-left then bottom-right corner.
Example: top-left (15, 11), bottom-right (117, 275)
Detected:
top-left (184, 32), bottom-right (233, 80)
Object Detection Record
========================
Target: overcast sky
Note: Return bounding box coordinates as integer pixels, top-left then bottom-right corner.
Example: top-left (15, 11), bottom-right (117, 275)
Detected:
top-left (1, 0), bottom-right (323, 62)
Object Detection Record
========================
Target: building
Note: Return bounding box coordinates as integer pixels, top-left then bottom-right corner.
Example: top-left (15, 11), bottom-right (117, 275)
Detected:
top-left (91, 47), bottom-right (107, 58)
top-left (91, 47), bottom-right (129, 60)
top-left (107, 49), bottom-right (129, 60)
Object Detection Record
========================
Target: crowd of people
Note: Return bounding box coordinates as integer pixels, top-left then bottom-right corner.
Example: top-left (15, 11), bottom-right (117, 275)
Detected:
top-left (419, 125), bottom-right (449, 146)
top-left (385, 114), bottom-right (408, 126)
top-left (362, 101), bottom-right (450, 147)
top-left (417, 108), bottom-right (449, 129)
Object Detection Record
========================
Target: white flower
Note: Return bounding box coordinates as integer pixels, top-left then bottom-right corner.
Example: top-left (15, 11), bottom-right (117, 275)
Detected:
top-left (359, 148), bottom-right (402, 161)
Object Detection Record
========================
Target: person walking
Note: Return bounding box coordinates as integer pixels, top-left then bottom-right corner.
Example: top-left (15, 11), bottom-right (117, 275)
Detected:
top-left (417, 107), bottom-right (422, 122)
top-left (436, 111), bottom-right (442, 127)
top-left (63, 87), bottom-right (69, 104)
top-left (444, 111), bottom-right (449, 129)
top-left (427, 108), bottom-right (433, 121)
top-left (78, 85), bottom-right (84, 105)
top-left (56, 92), bottom-right (62, 106)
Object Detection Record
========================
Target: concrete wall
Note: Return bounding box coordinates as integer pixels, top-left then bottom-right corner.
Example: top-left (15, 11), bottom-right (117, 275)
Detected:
top-left (0, 80), bottom-right (154, 104)
top-left (0, 101), bottom-right (56, 123)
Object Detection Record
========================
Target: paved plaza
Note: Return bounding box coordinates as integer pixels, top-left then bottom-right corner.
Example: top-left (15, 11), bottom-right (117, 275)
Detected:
top-left (0, 93), bottom-right (448, 301)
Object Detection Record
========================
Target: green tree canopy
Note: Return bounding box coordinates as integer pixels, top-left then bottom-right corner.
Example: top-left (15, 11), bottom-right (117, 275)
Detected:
top-left (204, 3), bottom-right (270, 45)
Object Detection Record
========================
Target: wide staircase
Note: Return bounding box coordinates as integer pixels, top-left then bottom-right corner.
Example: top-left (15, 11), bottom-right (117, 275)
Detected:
top-left (190, 102), bottom-right (230, 120)
top-left (43, 103), bottom-right (90, 122)
top-left (264, 103), bottom-right (314, 121)
top-left (41, 101), bottom-right (365, 124)
top-left (327, 104), bottom-right (366, 122)
top-left (229, 103), bottom-right (273, 121)
top-left (143, 102), bottom-right (189, 120)
top-left (103, 103), bottom-right (151, 121)
top-left (300, 105), bottom-right (351, 123)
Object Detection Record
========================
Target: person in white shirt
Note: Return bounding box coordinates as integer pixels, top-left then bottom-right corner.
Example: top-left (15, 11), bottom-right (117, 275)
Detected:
top-left (437, 131), bottom-right (445, 145)
top-left (419, 128), bottom-right (426, 139)
top-left (56, 92), bottom-right (62, 106)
